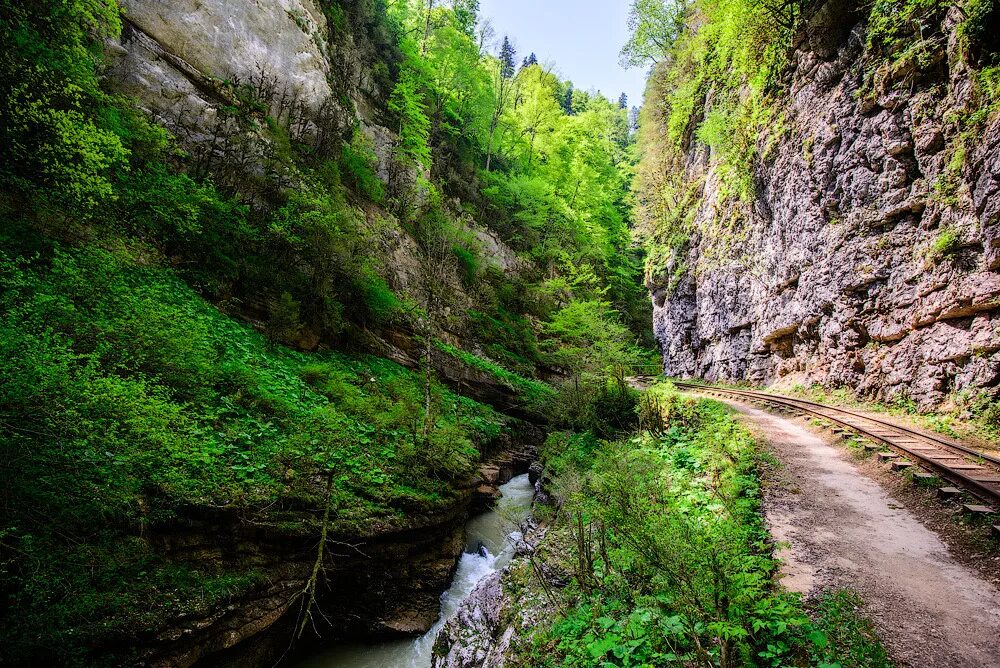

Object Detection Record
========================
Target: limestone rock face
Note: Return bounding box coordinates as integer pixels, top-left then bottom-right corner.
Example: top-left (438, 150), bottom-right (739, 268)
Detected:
top-left (432, 571), bottom-right (514, 668)
top-left (109, 0), bottom-right (331, 127)
top-left (106, 0), bottom-right (528, 357)
top-left (650, 6), bottom-right (1000, 408)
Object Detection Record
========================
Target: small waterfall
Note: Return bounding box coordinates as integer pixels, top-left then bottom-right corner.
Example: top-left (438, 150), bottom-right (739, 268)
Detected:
top-left (294, 473), bottom-right (534, 668)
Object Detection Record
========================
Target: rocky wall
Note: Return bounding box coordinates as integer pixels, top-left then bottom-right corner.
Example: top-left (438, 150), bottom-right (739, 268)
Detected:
top-left (650, 3), bottom-right (1000, 408)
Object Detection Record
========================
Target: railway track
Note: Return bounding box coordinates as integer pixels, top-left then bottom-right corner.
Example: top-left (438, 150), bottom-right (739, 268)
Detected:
top-left (672, 381), bottom-right (1000, 509)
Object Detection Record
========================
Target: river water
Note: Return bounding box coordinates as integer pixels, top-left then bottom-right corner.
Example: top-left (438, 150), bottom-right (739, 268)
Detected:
top-left (293, 473), bottom-right (535, 668)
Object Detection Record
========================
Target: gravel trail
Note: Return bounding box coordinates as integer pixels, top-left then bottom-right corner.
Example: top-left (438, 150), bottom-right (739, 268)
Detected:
top-left (717, 397), bottom-right (1000, 667)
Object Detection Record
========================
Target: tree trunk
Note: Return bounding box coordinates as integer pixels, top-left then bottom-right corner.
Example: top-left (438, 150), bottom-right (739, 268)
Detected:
top-left (297, 472), bottom-right (335, 639)
top-left (421, 0), bottom-right (435, 55)
top-left (423, 333), bottom-right (433, 439)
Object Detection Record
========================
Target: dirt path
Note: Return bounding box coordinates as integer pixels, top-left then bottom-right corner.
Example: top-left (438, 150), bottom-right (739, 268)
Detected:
top-left (710, 396), bottom-right (1000, 667)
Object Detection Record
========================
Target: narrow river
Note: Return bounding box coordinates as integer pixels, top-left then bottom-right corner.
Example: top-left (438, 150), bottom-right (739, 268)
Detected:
top-left (294, 473), bottom-right (535, 668)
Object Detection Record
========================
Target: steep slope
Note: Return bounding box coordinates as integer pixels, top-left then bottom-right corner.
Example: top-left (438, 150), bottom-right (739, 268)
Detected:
top-left (0, 0), bottom-right (648, 665)
top-left (636, 0), bottom-right (1000, 410)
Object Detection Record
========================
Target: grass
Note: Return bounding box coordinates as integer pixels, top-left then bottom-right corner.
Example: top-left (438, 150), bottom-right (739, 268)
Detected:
top-left (808, 589), bottom-right (893, 668)
top-left (926, 226), bottom-right (960, 263)
top-left (434, 339), bottom-right (555, 409)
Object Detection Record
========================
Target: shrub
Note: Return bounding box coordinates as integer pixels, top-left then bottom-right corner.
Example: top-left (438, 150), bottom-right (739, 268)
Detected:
top-left (340, 128), bottom-right (385, 202)
top-left (355, 267), bottom-right (401, 324)
top-left (268, 291), bottom-right (303, 342)
top-left (537, 383), bottom-right (893, 667)
top-left (452, 244), bottom-right (480, 285)
top-left (927, 226), bottom-right (960, 262)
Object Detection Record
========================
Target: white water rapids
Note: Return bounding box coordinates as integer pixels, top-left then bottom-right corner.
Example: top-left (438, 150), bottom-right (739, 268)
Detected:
top-left (293, 473), bottom-right (535, 668)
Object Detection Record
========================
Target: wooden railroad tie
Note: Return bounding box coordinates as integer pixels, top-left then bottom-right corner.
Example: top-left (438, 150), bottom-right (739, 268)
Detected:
top-left (937, 487), bottom-right (962, 501)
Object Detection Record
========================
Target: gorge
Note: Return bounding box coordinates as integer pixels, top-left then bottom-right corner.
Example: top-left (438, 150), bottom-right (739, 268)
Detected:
top-left (1, 0), bottom-right (998, 666)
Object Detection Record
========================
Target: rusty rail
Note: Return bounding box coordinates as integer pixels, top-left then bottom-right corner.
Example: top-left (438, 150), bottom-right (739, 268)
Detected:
top-left (673, 381), bottom-right (1000, 508)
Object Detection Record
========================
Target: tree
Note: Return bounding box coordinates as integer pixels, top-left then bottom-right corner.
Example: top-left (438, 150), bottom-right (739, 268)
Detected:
top-left (485, 36), bottom-right (518, 171)
top-left (411, 207), bottom-right (459, 437)
top-left (629, 105), bottom-right (641, 132)
top-left (476, 17), bottom-right (495, 55)
top-left (521, 52), bottom-right (538, 69)
top-left (562, 83), bottom-right (575, 115)
top-left (450, 0), bottom-right (479, 35)
top-left (511, 64), bottom-right (562, 167)
top-left (618, 92), bottom-right (628, 109)
top-left (619, 0), bottom-right (690, 67)
top-left (388, 66), bottom-right (432, 169)
top-left (542, 300), bottom-right (641, 377)
top-left (421, 0), bottom-right (436, 55)
top-left (499, 35), bottom-right (517, 78)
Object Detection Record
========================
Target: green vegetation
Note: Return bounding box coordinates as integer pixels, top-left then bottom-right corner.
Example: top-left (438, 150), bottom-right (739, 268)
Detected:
top-left (810, 589), bottom-right (893, 668)
top-left (926, 226), bottom-right (961, 263)
top-left (628, 0), bottom-right (802, 281)
top-left (0, 239), bottom-right (508, 664)
top-left (520, 381), bottom-right (892, 667)
top-left (0, 0), bottom-right (660, 661)
top-left (630, 0), bottom-right (1000, 286)
top-left (435, 339), bottom-right (555, 409)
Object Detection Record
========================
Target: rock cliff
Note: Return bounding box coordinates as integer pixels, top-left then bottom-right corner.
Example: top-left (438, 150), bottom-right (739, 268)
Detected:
top-left (646, 2), bottom-right (1000, 409)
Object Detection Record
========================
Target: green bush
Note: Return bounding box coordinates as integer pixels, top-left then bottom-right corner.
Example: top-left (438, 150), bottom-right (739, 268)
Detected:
top-left (355, 266), bottom-right (402, 324)
top-left (0, 0), bottom-right (128, 220)
top-left (340, 128), bottom-right (386, 202)
top-left (452, 244), bottom-right (480, 285)
top-left (535, 383), bottom-right (893, 667)
top-left (927, 226), bottom-right (960, 262)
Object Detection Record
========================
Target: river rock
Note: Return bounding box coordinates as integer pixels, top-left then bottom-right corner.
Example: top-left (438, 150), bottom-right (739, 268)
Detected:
top-left (431, 523), bottom-right (554, 668)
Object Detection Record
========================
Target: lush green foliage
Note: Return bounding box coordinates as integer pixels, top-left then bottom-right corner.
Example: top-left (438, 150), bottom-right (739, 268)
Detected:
top-left (0, 0), bottom-right (656, 661)
top-left (532, 383), bottom-right (892, 667)
top-left (632, 0), bottom-right (999, 291)
top-left (435, 339), bottom-right (555, 409)
top-left (0, 239), bottom-right (505, 663)
top-left (379, 0), bottom-right (651, 346)
top-left (628, 0), bottom-right (799, 287)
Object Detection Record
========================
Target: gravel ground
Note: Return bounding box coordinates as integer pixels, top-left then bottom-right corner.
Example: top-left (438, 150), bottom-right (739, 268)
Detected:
top-left (714, 396), bottom-right (1000, 668)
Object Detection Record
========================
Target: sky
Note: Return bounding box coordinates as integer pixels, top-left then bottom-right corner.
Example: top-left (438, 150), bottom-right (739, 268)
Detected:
top-left (477, 0), bottom-right (650, 108)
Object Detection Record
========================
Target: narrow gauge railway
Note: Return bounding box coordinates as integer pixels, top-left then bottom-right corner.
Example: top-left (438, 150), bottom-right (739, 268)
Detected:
top-left (672, 381), bottom-right (1000, 509)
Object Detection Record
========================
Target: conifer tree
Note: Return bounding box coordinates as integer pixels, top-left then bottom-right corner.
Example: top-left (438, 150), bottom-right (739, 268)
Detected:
top-left (499, 36), bottom-right (517, 78)
top-left (629, 105), bottom-right (641, 132)
top-left (486, 36), bottom-right (518, 170)
top-left (562, 83), bottom-right (575, 115)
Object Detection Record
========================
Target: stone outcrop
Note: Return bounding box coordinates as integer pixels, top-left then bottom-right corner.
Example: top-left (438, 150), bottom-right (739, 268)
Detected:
top-left (431, 521), bottom-right (556, 668)
top-left (132, 427), bottom-right (541, 667)
top-left (650, 4), bottom-right (1000, 408)
top-left (108, 0), bottom-right (334, 139)
top-left (142, 504), bottom-right (466, 667)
